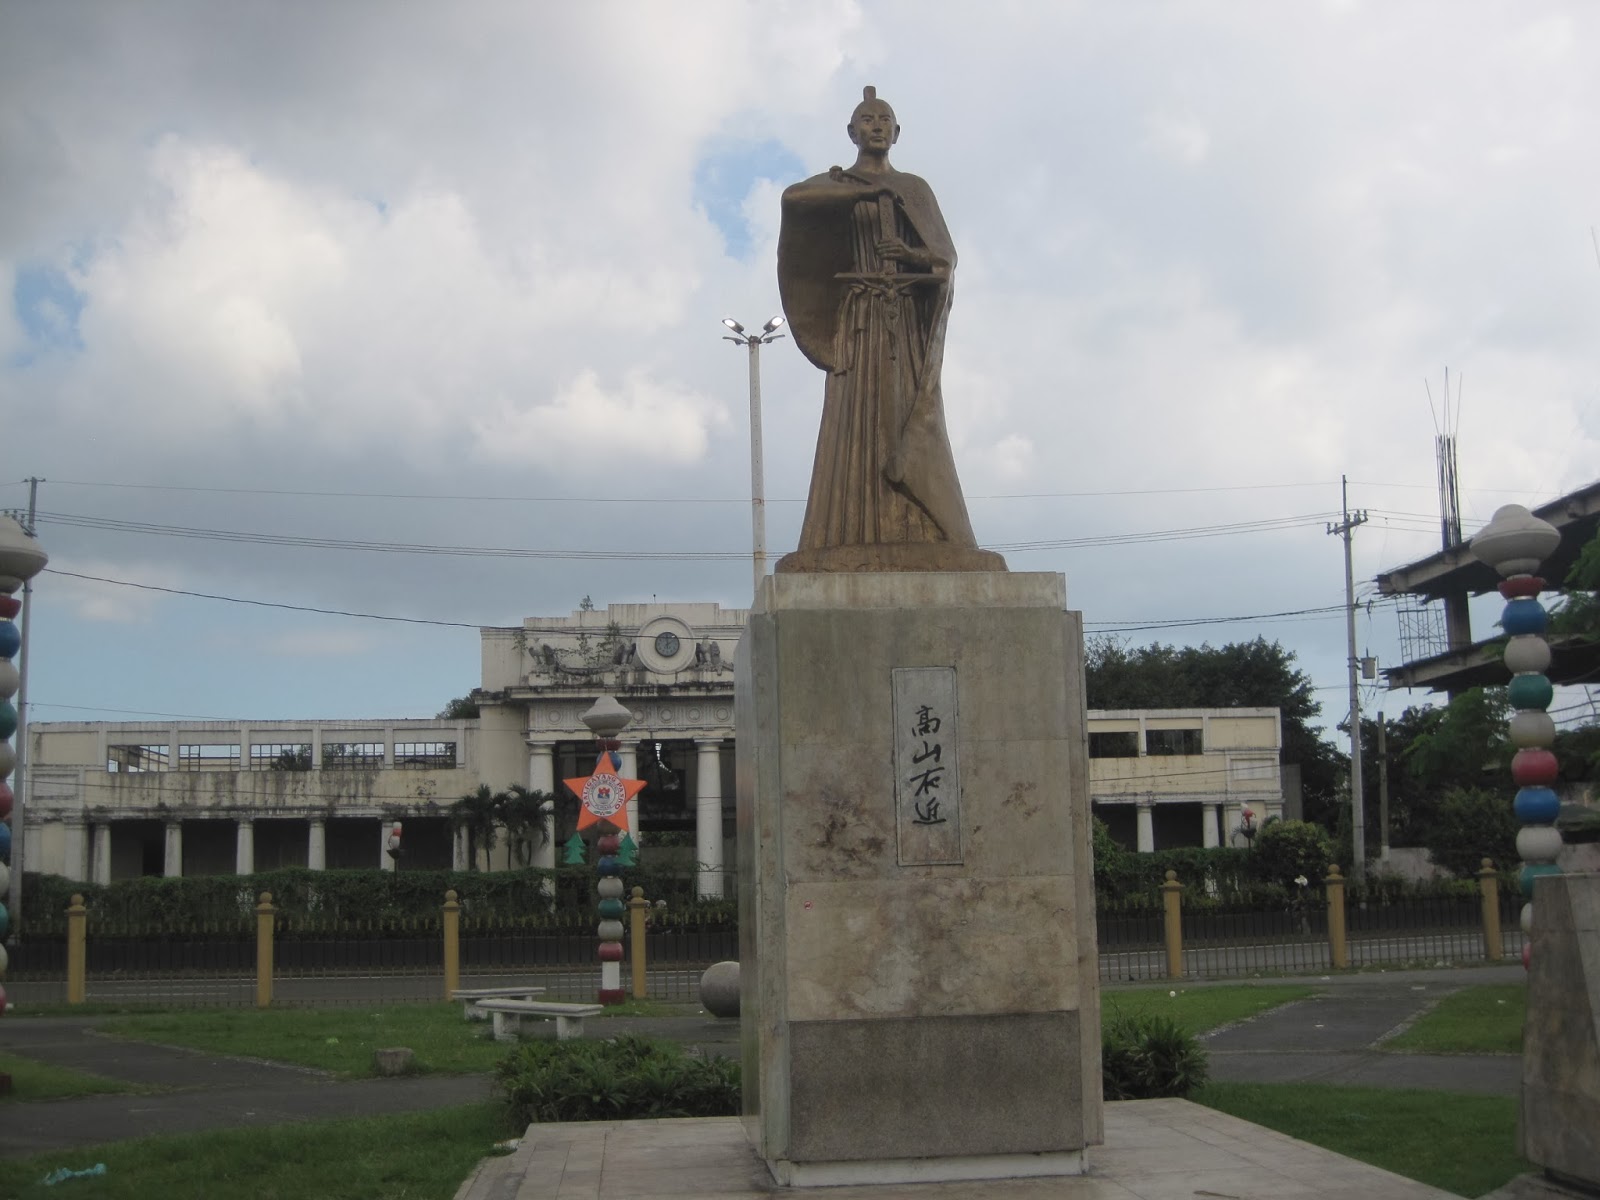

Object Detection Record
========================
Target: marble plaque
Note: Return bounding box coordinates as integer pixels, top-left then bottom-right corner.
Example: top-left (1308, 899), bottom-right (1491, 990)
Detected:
top-left (892, 666), bottom-right (962, 865)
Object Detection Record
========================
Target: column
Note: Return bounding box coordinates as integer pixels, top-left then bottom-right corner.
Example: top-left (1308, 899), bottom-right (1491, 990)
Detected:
top-left (91, 823), bottom-right (112, 885)
top-left (61, 821), bottom-right (88, 882)
top-left (164, 820), bottom-right (183, 877)
top-left (236, 819), bottom-right (255, 875)
top-left (695, 739), bottom-right (725, 899)
top-left (380, 821), bottom-right (396, 871)
top-left (1135, 800), bottom-right (1155, 853)
top-left (308, 818), bottom-right (326, 870)
top-left (451, 826), bottom-right (469, 871)
top-left (527, 741), bottom-right (556, 872)
top-left (1202, 804), bottom-right (1220, 849)
top-left (619, 742), bottom-right (640, 844)
top-left (311, 726), bottom-right (323, 768)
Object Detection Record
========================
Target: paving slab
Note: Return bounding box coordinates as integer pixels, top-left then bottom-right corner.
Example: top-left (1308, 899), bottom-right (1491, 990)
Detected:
top-left (468, 1104), bottom-right (1455, 1199)
top-left (1198, 977), bottom-right (1524, 1095)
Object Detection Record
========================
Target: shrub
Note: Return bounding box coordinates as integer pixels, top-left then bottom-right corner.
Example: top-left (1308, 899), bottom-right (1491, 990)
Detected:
top-left (1091, 820), bottom-right (1255, 906)
top-left (493, 1034), bottom-right (739, 1125)
top-left (1101, 1009), bottom-right (1209, 1100)
top-left (1250, 819), bottom-right (1335, 887)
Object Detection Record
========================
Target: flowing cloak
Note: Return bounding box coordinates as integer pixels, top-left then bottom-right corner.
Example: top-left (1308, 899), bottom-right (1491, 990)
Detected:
top-left (777, 167), bottom-right (980, 552)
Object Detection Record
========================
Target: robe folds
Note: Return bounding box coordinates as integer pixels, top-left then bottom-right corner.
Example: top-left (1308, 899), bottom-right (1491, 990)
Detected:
top-left (777, 167), bottom-right (997, 570)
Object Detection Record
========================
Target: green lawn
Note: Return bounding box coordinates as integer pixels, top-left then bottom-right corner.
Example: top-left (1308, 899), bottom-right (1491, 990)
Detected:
top-left (1385, 984), bottom-right (1526, 1055)
top-left (101, 1005), bottom-right (506, 1077)
top-left (1194, 1081), bottom-right (1528, 1197)
top-left (0, 1103), bottom-right (513, 1200)
top-left (0, 1052), bottom-right (136, 1102)
top-left (99, 997), bottom-right (697, 1078)
top-left (1101, 984), bottom-right (1316, 1035)
top-left (94, 987), bottom-right (1310, 1078)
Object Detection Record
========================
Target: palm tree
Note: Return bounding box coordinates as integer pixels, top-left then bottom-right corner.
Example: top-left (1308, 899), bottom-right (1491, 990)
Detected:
top-left (449, 784), bottom-right (557, 870)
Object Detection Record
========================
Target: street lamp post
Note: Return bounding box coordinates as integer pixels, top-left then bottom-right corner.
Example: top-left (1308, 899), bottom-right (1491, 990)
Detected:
top-left (723, 317), bottom-right (785, 597)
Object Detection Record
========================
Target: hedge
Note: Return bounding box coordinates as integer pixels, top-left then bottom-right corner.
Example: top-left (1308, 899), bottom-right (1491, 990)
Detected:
top-left (20, 865), bottom-right (735, 938)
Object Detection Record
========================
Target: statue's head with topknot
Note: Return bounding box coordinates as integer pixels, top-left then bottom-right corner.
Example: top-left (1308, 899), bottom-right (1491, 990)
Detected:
top-left (847, 85), bottom-right (899, 151)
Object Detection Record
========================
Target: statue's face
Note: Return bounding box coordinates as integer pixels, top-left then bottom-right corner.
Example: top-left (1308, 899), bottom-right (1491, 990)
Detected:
top-left (847, 102), bottom-right (898, 153)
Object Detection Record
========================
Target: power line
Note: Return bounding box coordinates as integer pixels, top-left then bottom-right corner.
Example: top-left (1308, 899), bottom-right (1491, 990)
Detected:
top-left (45, 570), bottom-right (484, 628)
top-left (35, 509), bottom-right (1341, 561)
top-left (39, 478), bottom-right (1347, 503)
top-left (33, 476), bottom-right (1566, 503)
top-left (46, 568), bottom-right (1356, 640)
top-left (1085, 604), bottom-right (1345, 633)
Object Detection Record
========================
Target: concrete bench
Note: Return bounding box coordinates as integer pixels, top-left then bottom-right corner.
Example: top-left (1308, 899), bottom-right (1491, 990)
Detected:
top-left (474, 999), bottom-right (605, 1043)
top-left (451, 986), bottom-right (549, 1021)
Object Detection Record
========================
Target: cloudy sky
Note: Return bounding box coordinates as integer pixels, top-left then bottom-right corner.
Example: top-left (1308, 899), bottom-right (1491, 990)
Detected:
top-left (3, 1), bottom-right (1597, 737)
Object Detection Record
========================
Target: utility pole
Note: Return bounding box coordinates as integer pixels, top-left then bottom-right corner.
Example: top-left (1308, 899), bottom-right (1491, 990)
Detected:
top-left (7, 476), bottom-right (42, 938)
top-left (1377, 713), bottom-right (1390, 861)
top-left (1328, 475), bottom-right (1369, 884)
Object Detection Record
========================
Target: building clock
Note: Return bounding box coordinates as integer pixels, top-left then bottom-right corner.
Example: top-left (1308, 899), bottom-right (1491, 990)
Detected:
top-left (654, 631), bottom-right (681, 658)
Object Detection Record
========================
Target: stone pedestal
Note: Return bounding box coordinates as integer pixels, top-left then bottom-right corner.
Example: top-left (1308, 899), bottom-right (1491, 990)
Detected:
top-left (735, 572), bottom-right (1101, 1188)
top-left (1519, 872), bottom-right (1600, 1189)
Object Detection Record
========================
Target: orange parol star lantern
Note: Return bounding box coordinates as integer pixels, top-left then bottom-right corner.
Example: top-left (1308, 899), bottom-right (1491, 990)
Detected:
top-left (564, 750), bottom-right (646, 834)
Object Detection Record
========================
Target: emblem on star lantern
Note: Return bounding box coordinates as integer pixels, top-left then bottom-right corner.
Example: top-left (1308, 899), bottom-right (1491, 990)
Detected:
top-left (564, 751), bottom-right (646, 833)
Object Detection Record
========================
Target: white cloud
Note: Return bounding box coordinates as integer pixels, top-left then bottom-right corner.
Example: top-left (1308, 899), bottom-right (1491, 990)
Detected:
top-left (46, 559), bottom-right (177, 624)
top-left (259, 628), bottom-right (380, 658)
top-left (468, 370), bottom-right (727, 466)
top-left (1144, 114), bottom-right (1211, 166)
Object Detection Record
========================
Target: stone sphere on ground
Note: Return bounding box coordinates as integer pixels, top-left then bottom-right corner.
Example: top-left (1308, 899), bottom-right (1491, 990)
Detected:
top-left (699, 961), bottom-right (739, 1018)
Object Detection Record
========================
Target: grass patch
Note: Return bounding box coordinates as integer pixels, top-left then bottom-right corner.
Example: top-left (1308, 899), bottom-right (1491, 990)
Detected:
top-left (1102, 984), bottom-right (1315, 1035)
top-left (0, 1052), bottom-right (135, 1102)
top-left (6, 1003), bottom-right (180, 1018)
top-left (1194, 1081), bottom-right (1528, 1197)
top-left (0, 1102), bottom-right (512, 1200)
top-left (594, 998), bottom-right (694, 1018)
top-left (101, 1006), bottom-right (505, 1077)
top-left (1385, 984), bottom-right (1525, 1055)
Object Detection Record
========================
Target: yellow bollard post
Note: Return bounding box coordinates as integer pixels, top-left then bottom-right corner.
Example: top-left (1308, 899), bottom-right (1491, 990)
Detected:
top-left (627, 886), bottom-right (649, 999)
top-left (66, 894), bottom-right (87, 1005)
top-left (1478, 858), bottom-right (1503, 961)
top-left (255, 891), bottom-right (276, 1008)
top-left (1161, 870), bottom-right (1184, 979)
top-left (1325, 865), bottom-right (1349, 969)
top-left (442, 889), bottom-right (461, 1001)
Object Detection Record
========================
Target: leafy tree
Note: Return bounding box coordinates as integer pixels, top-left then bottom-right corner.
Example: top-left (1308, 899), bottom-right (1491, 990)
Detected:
top-left (437, 695), bottom-right (480, 720)
top-left (1359, 705), bottom-right (1465, 849)
top-left (1400, 688), bottom-right (1511, 794)
top-left (1550, 526), bottom-right (1600, 643)
top-left (1426, 786), bottom-right (1518, 878)
top-left (1085, 637), bottom-right (1345, 825)
top-left (1553, 722), bottom-right (1600, 783)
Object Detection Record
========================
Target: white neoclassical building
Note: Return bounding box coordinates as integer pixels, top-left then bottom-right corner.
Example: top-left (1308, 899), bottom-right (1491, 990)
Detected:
top-left (21, 602), bottom-right (1284, 892)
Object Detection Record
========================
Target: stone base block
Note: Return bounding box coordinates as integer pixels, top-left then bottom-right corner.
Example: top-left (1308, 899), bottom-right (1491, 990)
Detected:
top-left (770, 1149), bottom-right (1086, 1188)
top-left (735, 572), bottom-right (1101, 1181)
top-left (1519, 873), bottom-right (1600, 1189)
